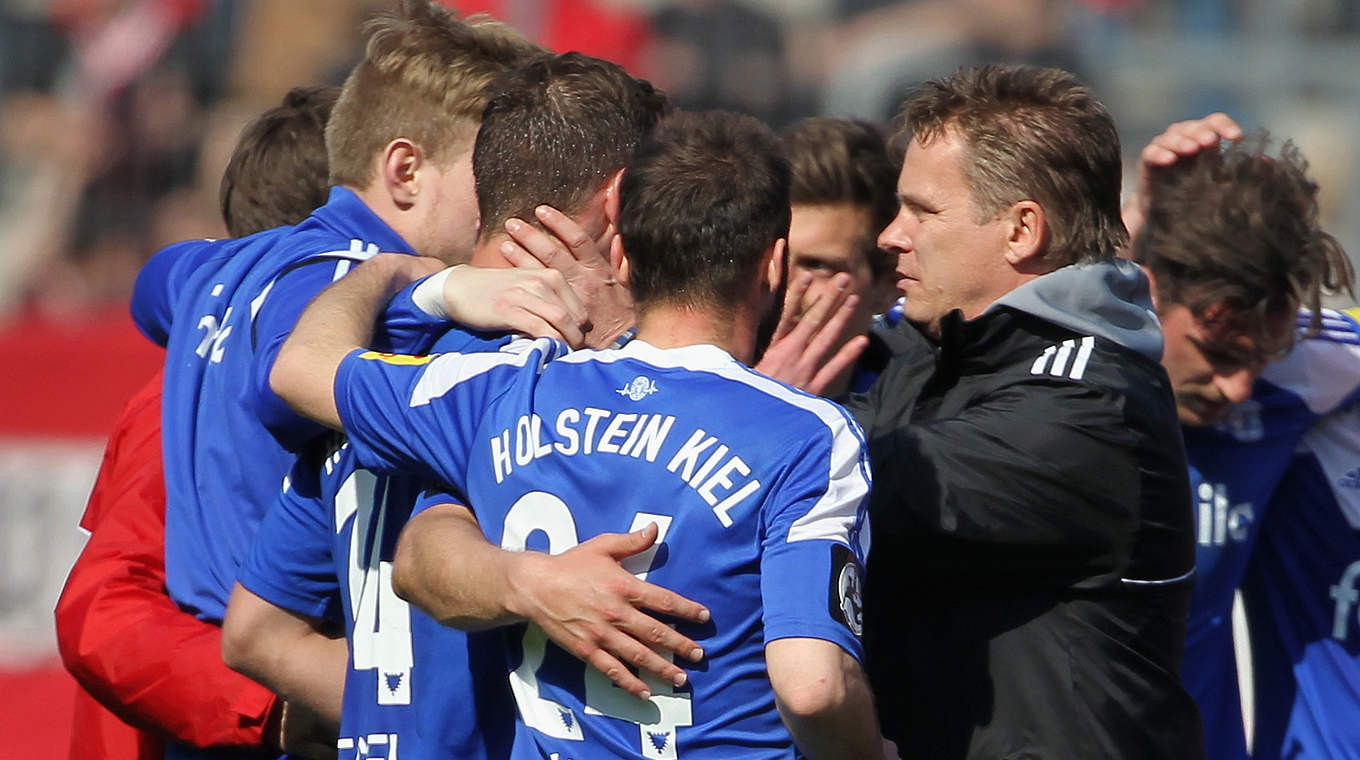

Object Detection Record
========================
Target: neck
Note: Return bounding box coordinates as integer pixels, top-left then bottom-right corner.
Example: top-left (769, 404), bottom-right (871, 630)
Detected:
top-left (470, 233), bottom-right (512, 268)
top-left (635, 301), bottom-right (759, 364)
top-left (350, 183), bottom-right (411, 242)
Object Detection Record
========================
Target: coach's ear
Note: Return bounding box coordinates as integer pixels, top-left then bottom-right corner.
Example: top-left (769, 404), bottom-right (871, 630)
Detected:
top-left (1003, 200), bottom-right (1049, 272)
top-left (604, 169), bottom-right (624, 227)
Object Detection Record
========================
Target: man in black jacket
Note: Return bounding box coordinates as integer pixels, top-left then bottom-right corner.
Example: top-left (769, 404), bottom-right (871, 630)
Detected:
top-left (852, 64), bottom-right (1203, 759)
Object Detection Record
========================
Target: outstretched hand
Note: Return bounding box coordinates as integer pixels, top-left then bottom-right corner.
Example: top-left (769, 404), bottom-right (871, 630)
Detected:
top-left (1123, 112), bottom-right (1244, 250)
top-left (755, 272), bottom-right (868, 396)
top-left (501, 205), bottom-right (635, 349)
top-left (509, 522), bottom-right (711, 700)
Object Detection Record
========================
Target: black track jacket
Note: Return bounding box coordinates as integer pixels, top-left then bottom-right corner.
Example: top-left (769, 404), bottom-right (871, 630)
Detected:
top-left (847, 260), bottom-right (1203, 759)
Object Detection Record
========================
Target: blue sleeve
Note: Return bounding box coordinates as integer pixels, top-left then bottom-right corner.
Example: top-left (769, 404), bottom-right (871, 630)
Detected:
top-left (130, 239), bottom-right (223, 346)
top-left (249, 264), bottom-right (452, 452)
top-left (380, 276), bottom-right (458, 352)
top-left (237, 454), bottom-right (342, 622)
top-left (413, 485), bottom-right (472, 520)
top-left (333, 337), bottom-right (568, 488)
top-left (759, 417), bottom-right (871, 661)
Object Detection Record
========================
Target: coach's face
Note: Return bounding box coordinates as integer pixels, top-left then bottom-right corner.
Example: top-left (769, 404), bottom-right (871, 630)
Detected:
top-left (877, 131), bottom-right (1014, 339)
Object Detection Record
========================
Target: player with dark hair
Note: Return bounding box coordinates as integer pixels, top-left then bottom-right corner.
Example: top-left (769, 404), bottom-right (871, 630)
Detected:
top-left (221, 51), bottom-right (698, 758)
top-left (1122, 114), bottom-right (1357, 759)
top-left (775, 117), bottom-right (901, 396)
top-left (55, 84), bottom-right (344, 760)
top-left (268, 108), bottom-right (883, 760)
top-left (851, 64), bottom-right (1201, 758)
top-left (219, 86), bottom-right (339, 239)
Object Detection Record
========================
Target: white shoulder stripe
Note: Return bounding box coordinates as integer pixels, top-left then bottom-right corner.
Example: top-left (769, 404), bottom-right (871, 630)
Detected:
top-left (409, 337), bottom-right (563, 408)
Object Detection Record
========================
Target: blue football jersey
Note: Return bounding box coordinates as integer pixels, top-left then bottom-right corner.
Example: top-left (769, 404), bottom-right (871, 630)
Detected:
top-left (1182, 308), bottom-right (1360, 759)
top-left (131, 187), bottom-right (447, 630)
top-left (238, 326), bottom-right (514, 760)
top-left (1242, 313), bottom-right (1360, 760)
top-left (334, 337), bottom-right (872, 759)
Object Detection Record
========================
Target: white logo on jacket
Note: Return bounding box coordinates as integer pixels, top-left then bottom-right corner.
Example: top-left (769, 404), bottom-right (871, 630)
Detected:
top-left (1029, 336), bottom-right (1095, 380)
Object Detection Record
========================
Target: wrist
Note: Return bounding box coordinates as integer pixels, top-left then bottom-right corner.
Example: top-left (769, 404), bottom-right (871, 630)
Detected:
top-left (412, 266), bottom-right (458, 319)
top-left (502, 550), bottom-right (550, 623)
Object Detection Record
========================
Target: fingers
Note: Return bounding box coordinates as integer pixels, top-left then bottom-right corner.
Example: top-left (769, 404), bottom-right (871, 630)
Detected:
top-left (582, 648), bottom-right (656, 700)
top-left (534, 205), bottom-right (603, 265)
top-left (788, 274), bottom-right (853, 346)
top-left (627, 577), bottom-right (712, 630)
top-left (1141, 113), bottom-right (1244, 167)
top-left (807, 332), bottom-right (869, 396)
top-left (771, 272), bottom-right (814, 343)
top-left (597, 523), bottom-right (660, 560)
top-left (504, 218), bottom-right (565, 270)
top-left (499, 237), bottom-right (546, 270)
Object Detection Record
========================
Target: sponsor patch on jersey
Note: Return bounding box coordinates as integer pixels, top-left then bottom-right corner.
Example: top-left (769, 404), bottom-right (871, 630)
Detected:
top-left (828, 543), bottom-right (864, 636)
top-left (359, 350), bottom-right (435, 366)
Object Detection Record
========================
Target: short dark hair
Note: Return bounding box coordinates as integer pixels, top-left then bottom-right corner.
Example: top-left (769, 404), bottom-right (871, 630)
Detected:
top-left (220, 86), bottom-right (339, 237)
top-left (619, 111), bottom-right (790, 314)
top-left (326, 0), bottom-right (543, 188)
top-left (1134, 133), bottom-right (1355, 341)
top-left (782, 117), bottom-right (899, 278)
top-left (474, 52), bottom-right (667, 240)
top-left (901, 64), bottom-right (1127, 266)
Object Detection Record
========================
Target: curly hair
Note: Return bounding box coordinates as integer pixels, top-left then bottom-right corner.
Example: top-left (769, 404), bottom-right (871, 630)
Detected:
top-left (1134, 132), bottom-right (1354, 341)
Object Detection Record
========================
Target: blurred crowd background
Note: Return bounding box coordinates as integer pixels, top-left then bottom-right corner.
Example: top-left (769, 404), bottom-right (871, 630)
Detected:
top-left (0, 1), bottom-right (1358, 748)
top-left (2, 0), bottom-right (1360, 326)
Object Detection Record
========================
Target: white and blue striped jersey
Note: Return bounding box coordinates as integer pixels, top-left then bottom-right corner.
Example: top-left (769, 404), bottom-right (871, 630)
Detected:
top-left (333, 337), bottom-right (872, 760)
top-left (1182, 308), bottom-right (1360, 759)
top-left (1241, 308), bottom-right (1360, 760)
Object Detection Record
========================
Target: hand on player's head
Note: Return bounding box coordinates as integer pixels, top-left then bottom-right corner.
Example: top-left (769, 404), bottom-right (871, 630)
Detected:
top-left (500, 205), bottom-right (636, 349)
top-left (1123, 113), bottom-right (1244, 250)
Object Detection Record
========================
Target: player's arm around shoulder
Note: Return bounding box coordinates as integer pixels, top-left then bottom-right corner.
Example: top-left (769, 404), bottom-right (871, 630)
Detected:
top-left (131, 238), bottom-right (224, 346)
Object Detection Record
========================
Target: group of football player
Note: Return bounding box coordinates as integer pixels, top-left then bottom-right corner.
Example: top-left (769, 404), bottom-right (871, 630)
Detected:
top-left (55, 2), bottom-right (1360, 760)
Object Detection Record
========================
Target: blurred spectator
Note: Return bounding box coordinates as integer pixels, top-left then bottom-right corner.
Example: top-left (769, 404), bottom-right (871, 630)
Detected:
top-left (645, 0), bottom-right (793, 126)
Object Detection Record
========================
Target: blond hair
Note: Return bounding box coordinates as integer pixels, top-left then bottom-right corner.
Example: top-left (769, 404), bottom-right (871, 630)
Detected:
top-left (326, 0), bottom-right (543, 188)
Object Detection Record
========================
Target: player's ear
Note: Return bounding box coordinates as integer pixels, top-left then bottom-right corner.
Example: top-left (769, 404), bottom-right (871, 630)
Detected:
top-left (604, 169), bottom-right (624, 227)
top-left (612, 234), bottom-right (630, 289)
top-left (764, 238), bottom-right (786, 294)
top-left (381, 138), bottom-right (422, 209)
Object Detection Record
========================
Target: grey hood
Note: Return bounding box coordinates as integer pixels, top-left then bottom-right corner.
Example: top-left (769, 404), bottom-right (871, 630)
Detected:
top-left (986, 258), bottom-right (1163, 362)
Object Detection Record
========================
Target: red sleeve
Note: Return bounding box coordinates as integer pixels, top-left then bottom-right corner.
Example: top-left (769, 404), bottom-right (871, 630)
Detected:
top-left (68, 687), bottom-right (164, 760)
top-left (56, 372), bottom-right (281, 749)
